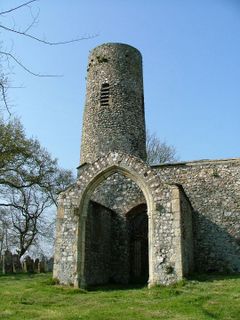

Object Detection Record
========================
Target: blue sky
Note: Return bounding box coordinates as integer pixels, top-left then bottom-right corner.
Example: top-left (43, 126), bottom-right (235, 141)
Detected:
top-left (1, 0), bottom-right (240, 173)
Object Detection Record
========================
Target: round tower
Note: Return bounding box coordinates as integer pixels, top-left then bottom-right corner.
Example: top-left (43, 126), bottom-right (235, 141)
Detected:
top-left (80, 43), bottom-right (146, 164)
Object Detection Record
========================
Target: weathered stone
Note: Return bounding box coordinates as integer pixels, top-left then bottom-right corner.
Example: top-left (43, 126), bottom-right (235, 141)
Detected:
top-left (80, 43), bottom-right (146, 164)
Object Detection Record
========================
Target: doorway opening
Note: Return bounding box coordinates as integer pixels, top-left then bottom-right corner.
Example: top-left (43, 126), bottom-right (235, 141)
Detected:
top-left (83, 171), bottom-right (149, 287)
top-left (126, 204), bottom-right (148, 284)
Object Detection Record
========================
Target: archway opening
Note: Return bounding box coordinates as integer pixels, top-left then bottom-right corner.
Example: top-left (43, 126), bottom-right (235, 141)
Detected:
top-left (83, 171), bottom-right (149, 287)
top-left (126, 203), bottom-right (148, 284)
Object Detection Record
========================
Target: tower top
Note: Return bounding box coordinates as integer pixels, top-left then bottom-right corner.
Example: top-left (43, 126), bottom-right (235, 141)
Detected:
top-left (90, 42), bottom-right (141, 53)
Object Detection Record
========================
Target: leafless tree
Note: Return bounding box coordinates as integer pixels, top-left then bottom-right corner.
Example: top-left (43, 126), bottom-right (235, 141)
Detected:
top-left (146, 130), bottom-right (178, 165)
top-left (0, 185), bottom-right (52, 257)
top-left (0, 0), bottom-right (95, 115)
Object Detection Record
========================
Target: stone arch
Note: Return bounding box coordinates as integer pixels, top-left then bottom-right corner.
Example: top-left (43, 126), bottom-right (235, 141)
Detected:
top-left (73, 152), bottom-right (161, 288)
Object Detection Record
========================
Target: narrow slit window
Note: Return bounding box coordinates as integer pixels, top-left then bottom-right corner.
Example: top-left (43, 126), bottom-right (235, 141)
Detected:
top-left (100, 83), bottom-right (110, 106)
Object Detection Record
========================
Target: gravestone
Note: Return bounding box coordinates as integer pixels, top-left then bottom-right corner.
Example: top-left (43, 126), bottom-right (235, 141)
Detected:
top-left (34, 258), bottom-right (40, 273)
top-left (2, 250), bottom-right (13, 274)
top-left (23, 255), bottom-right (34, 273)
top-left (39, 257), bottom-right (46, 273)
top-left (12, 254), bottom-right (22, 273)
top-left (47, 257), bottom-right (54, 272)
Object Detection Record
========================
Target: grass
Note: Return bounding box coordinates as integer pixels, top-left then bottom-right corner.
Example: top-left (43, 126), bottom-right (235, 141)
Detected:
top-left (0, 273), bottom-right (239, 320)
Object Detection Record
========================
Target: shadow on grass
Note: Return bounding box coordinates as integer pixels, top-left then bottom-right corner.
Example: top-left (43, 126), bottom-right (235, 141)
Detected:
top-left (188, 272), bottom-right (240, 283)
top-left (88, 273), bottom-right (240, 291)
top-left (87, 273), bottom-right (240, 291)
top-left (87, 282), bottom-right (148, 292)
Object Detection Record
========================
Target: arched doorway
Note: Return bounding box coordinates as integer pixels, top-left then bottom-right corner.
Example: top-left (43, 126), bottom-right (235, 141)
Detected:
top-left (77, 165), bottom-right (154, 288)
top-left (74, 153), bottom-right (160, 289)
top-left (126, 204), bottom-right (148, 284)
top-left (84, 172), bottom-right (147, 286)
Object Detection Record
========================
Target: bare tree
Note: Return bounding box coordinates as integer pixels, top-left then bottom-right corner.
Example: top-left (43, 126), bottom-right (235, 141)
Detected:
top-left (1, 185), bottom-right (52, 257)
top-left (146, 130), bottom-right (178, 165)
top-left (0, 0), bottom-right (95, 115)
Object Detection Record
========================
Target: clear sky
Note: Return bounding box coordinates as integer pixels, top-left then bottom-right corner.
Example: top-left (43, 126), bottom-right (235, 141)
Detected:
top-left (1, 0), bottom-right (240, 173)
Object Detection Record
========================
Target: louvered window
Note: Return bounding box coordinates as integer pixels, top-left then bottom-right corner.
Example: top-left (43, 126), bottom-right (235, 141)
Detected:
top-left (100, 83), bottom-right (110, 106)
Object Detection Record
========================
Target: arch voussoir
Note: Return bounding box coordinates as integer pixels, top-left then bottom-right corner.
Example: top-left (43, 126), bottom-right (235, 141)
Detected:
top-left (76, 152), bottom-right (162, 208)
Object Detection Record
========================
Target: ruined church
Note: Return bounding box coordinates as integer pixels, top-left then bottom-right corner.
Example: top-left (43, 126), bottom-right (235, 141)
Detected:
top-left (53, 43), bottom-right (240, 288)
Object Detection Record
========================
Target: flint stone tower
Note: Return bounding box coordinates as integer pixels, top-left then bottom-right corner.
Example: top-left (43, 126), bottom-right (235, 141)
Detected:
top-left (53, 43), bottom-right (240, 289)
top-left (80, 43), bottom-right (146, 164)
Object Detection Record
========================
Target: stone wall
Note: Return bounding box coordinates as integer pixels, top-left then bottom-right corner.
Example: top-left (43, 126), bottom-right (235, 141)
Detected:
top-left (150, 185), bottom-right (193, 285)
top-left (53, 203), bottom-right (78, 285)
top-left (91, 172), bottom-right (145, 214)
top-left (54, 152), bottom-right (194, 288)
top-left (154, 158), bottom-right (240, 273)
top-left (54, 153), bottom-right (240, 288)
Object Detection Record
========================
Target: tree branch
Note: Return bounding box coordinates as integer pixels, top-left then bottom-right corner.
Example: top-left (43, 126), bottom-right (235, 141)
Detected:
top-left (0, 51), bottom-right (61, 77)
top-left (0, 0), bottom-right (38, 16)
top-left (23, 6), bottom-right (40, 33)
top-left (0, 24), bottom-right (97, 46)
top-left (0, 82), bottom-right (11, 115)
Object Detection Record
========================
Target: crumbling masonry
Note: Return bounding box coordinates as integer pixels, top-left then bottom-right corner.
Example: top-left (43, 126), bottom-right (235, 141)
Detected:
top-left (53, 43), bottom-right (240, 288)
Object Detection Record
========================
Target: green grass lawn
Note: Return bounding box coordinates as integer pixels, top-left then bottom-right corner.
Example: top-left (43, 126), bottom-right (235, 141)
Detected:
top-left (0, 273), bottom-right (239, 320)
